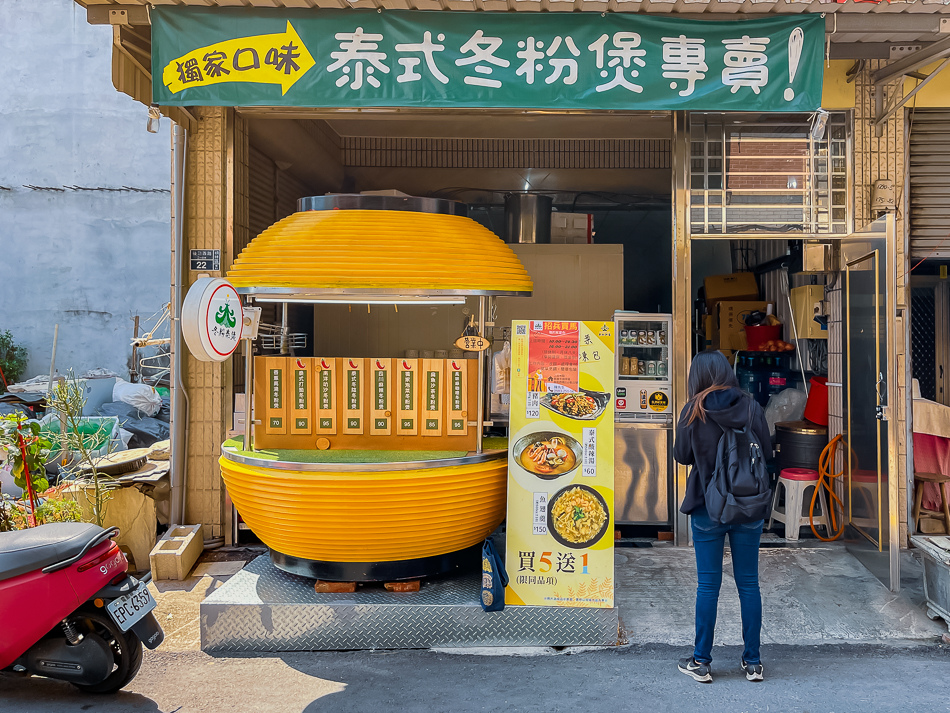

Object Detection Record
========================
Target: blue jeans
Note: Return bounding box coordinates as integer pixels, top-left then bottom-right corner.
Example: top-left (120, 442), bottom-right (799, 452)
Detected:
top-left (690, 507), bottom-right (763, 666)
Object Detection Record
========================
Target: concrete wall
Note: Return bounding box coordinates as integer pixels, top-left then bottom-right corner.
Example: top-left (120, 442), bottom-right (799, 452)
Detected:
top-left (0, 0), bottom-right (170, 382)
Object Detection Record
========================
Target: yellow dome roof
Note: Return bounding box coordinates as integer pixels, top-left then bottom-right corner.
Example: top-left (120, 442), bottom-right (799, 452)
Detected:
top-left (227, 209), bottom-right (533, 297)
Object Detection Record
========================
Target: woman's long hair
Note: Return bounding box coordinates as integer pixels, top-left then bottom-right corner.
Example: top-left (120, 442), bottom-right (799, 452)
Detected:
top-left (685, 350), bottom-right (740, 424)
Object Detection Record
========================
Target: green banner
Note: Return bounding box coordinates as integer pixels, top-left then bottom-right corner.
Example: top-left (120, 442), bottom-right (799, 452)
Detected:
top-left (152, 8), bottom-right (823, 111)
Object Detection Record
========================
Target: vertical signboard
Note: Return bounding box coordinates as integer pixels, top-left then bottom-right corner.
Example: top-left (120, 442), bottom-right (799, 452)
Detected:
top-left (506, 320), bottom-right (615, 608)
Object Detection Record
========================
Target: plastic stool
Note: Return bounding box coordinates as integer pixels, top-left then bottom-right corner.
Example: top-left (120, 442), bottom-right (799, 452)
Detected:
top-left (767, 468), bottom-right (831, 541)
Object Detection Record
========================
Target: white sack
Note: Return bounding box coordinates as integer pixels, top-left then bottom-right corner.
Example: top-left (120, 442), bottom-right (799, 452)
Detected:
top-left (113, 379), bottom-right (162, 417)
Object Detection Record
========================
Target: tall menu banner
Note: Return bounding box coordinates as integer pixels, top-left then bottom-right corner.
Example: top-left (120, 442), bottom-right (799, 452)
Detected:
top-left (506, 320), bottom-right (615, 608)
top-left (152, 9), bottom-right (824, 112)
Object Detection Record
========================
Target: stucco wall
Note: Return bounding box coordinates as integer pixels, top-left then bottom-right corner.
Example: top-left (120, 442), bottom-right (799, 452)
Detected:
top-left (0, 0), bottom-right (170, 381)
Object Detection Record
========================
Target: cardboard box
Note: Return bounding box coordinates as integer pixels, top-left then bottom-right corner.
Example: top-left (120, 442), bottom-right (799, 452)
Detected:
top-left (718, 301), bottom-right (771, 350)
top-left (704, 273), bottom-right (759, 309)
top-left (790, 285), bottom-right (827, 340)
top-left (702, 314), bottom-right (719, 350)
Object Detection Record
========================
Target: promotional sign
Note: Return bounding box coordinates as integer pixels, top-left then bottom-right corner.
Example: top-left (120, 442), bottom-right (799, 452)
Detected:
top-left (506, 320), bottom-right (615, 608)
top-left (152, 9), bottom-right (824, 112)
top-left (180, 277), bottom-right (243, 362)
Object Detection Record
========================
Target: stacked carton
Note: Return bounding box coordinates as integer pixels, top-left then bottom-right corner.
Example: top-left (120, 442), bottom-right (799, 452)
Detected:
top-left (701, 272), bottom-right (771, 361)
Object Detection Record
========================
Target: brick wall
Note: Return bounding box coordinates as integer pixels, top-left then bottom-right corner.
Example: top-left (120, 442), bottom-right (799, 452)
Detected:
top-left (181, 107), bottom-right (234, 536)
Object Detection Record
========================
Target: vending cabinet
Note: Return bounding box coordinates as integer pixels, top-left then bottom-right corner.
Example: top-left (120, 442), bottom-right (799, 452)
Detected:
top-left (613, 312), bottom-right (673, 422)
top-left (612, 311), bottom-right (673, 526)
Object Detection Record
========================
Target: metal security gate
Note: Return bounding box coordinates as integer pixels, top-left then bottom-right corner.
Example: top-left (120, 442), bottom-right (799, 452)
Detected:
top-left (909, 109), bottom-right (950, 260)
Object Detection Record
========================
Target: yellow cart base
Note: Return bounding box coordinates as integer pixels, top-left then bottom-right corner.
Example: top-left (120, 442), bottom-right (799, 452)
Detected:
top-left (220, 444), bottom-right (507, 582)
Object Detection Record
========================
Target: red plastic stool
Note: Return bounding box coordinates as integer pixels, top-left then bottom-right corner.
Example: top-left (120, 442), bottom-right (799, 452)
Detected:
top-left (767, 468), bottom-right (830, 541)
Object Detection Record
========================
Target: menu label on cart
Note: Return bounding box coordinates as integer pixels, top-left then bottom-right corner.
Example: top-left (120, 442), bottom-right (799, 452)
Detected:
top-left (291, 358), bottom-right (312, 435)
top-left (396, 359), bottom-right (418, 436)
top-left (344, 358), bottom-right (364, 434)
top-left (152, 10), bottom-right (824, 114)
top-left (448, 360), bottom-right (468, 434)
top-left (506, 320), bottom-right (615, 609)
top-left (370, 358), bottom-right (392, 436)
top-left (422, 359), bottom-right (443, 436)
top-left (315, 358), bottom-right (337, 434)
top-left (263, 357), bottom-right (287, 435)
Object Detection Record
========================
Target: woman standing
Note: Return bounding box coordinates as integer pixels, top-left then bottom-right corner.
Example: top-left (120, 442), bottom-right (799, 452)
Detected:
top-left (673, 350), bottom-right (771, 684)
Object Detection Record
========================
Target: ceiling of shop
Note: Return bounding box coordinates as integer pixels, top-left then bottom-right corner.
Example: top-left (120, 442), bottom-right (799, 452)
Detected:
top-left (241, 111), bottom-right (672, 140)
top-left (245, 114), bottom-right (674, 197)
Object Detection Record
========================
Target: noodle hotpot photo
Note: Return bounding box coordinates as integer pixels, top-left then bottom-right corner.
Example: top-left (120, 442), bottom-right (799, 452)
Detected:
top-left (512, 431), bottom-right (583, 479)
top-left (546, 484), bottom-right (610, 549)
top-left (540, 389), bottom-right (610, 421)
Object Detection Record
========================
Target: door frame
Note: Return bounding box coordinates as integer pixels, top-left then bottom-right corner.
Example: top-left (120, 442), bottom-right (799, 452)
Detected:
top-left (840, 214), bottom-right (901, 592)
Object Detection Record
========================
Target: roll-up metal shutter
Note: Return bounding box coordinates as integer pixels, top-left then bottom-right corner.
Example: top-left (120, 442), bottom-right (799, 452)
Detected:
top-left (910, 110), bottom-right (950, 260)
top-left (249, 146), bottom-right (277, 241)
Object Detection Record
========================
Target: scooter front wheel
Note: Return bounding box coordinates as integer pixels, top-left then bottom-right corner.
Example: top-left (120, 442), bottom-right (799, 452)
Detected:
top-left (69, 607), bottom-right (144, 694)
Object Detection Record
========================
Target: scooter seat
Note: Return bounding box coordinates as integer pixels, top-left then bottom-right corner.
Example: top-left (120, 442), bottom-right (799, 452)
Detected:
top-left (0, 522), bottom-right (108, 582)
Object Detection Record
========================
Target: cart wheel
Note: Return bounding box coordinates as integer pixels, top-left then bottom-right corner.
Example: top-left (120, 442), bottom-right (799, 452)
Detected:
top-left (70, 608), bottom-right (144, 694)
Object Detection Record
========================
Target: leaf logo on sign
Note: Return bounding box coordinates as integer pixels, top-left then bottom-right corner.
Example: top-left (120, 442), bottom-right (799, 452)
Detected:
top-left (162, 22), bottom-right (316, 96)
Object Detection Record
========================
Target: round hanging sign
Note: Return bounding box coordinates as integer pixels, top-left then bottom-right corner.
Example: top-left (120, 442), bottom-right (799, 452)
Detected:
top-left (181, 277), bottom-right (244, 362)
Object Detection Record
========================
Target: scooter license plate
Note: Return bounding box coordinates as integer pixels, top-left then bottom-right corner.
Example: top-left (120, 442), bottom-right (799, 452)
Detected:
top-left (106, 583), bottom-right (156, 632)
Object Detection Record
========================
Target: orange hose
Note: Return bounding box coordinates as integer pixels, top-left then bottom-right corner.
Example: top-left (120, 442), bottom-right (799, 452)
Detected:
top-left (810, 435), bottom-right (846, 541)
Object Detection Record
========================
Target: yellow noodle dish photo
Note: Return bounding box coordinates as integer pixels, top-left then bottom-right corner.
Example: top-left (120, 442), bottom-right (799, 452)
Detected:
top-left (547, 484), bottom-right (610, 549)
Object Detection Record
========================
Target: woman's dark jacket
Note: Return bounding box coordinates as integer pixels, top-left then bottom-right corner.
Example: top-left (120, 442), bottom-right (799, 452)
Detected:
top-left (673, 387), bottom-right (770, 515)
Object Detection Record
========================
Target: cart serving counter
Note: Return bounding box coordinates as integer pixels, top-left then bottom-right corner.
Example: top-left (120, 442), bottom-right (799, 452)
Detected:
top-left (185, 194), bottom-right (532, 582)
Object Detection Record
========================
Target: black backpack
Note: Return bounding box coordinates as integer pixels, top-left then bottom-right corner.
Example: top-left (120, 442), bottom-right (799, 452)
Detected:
top-left (704, 401), bottom-right (773, 525)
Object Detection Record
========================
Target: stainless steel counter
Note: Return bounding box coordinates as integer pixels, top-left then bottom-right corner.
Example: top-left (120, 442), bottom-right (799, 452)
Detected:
top-left (614, 422), bottom-right (672, 525)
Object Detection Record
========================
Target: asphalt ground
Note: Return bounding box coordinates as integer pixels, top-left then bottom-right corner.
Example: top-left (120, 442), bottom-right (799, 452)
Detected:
top-left (2, 643), bottom-right (949, 713)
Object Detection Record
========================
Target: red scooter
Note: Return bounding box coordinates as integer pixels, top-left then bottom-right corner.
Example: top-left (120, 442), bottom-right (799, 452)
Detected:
top-left (0, 522), bottom-right (164, 693)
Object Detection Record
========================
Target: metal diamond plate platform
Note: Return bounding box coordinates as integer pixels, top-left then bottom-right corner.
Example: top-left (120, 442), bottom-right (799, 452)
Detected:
top-left (201, 555), bottom-right (620, 652)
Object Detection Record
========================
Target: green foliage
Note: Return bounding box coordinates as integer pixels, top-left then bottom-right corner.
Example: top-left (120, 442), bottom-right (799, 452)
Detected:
top-left (47, 371), bottom-right (116, 527)
top-left (0, 330), bottom-right (28, 391)
top-left (5, 487), bottom-right (82, 530)
top-left (0, 414), bottom-right (51, 496)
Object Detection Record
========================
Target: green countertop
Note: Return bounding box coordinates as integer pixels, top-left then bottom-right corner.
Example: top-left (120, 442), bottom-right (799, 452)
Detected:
top-left (222, 436), bottom-right (509, 465)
